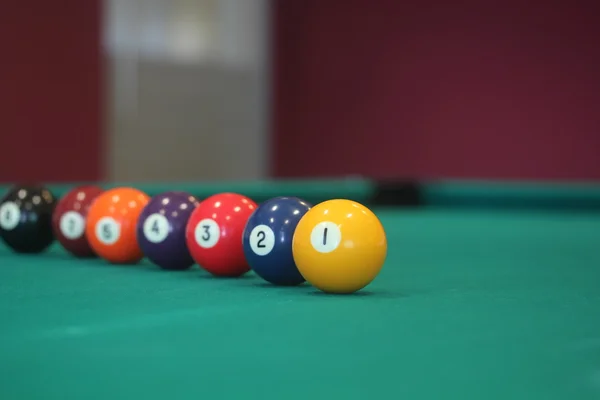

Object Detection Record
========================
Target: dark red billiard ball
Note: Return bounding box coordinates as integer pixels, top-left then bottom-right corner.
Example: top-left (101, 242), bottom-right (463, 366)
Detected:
top-left (0, 185), bottom-right (57, 253)
top-left (52, 185), bottom-right (104, 257)
top-left (185, 192), bottom-right (257, 277)
top-left (136, 191), bottom-right (200, 270)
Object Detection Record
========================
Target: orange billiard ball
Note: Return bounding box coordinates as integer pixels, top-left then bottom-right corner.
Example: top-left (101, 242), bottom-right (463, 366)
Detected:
top-left (292, 199), bottom-right (387, 294)
top-left (86, 187), bottom-right (150, 264)
top-left (185, 192), bottom-right (257, 277)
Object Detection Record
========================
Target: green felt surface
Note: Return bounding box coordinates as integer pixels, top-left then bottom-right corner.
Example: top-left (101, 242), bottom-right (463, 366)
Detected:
top-left (424, 180), bottom-right (600, 210)
top-left (0, 178), bottom-right (375, 204)
top-left (3, 178), bottom-right (600, 210)
top-left (1, 209), bottom-right (600, 400)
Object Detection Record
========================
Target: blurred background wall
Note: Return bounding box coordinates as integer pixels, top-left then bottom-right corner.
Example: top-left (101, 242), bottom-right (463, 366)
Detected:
top-left (1, 0), bottom-right (599, 184)
top-left (273, 0), bottom-right (600, 181)
top-left (0, 2), bottom-right (103, 183)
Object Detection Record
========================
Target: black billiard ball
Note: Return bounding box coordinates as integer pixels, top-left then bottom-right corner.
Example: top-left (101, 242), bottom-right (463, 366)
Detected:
top-left (0, 185), bottom-right (57, 253)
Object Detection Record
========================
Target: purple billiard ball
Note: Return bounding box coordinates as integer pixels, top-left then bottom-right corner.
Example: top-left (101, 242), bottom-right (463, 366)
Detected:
top-left (136, 191), bottom-right (200, 270)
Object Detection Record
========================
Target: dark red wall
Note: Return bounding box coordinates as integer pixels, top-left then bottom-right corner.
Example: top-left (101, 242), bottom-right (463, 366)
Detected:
top-left (272, 0), bottom-right (600, 181)
top-left (0, 2), bottom-right (103, 183)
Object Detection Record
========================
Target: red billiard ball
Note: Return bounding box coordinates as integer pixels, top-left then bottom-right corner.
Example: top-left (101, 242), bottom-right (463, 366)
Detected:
top-left (52, 185), bottom-right (104, 257)
top-left (185, 192), bottom-right (257, 277)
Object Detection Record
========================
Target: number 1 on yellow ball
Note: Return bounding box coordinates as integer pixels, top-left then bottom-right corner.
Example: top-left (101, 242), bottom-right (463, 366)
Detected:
top-left (292, 199), bottom-right (387, 294)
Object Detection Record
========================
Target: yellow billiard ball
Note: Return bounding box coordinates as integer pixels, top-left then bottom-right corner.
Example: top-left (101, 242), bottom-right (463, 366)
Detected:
top-left (292, 199), bottom-right (387, 294)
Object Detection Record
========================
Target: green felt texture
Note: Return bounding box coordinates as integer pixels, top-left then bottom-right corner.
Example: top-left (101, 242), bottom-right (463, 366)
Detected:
top-left (3, 178), bottom-right (600, 209)
top-left (0, 178), bottom-right (375, 204)
top-left (1, 209), bottom-right (599, 399)
top-left (423, 180), bottom-right (600, 210)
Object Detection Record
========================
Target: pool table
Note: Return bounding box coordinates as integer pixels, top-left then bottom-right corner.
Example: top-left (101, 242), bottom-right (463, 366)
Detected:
top-left (1, 179), bottom-right (599, 400)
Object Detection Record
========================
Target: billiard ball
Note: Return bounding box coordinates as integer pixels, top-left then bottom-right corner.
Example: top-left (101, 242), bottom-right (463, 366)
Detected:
top-left (0, 185), bottom-right (57, 253)
top-left (292, 199), bottom-right (387, 294)
top-left (52, 185), bottom-right (104, 257)
top-left (85, 187), bottom-right (150, 264)
top-left (185, 192), bottom-right (257, 277)
top-left (242, 196), bottom-right (311, 286)
top-left (136, 191), bottom-right (199, 270)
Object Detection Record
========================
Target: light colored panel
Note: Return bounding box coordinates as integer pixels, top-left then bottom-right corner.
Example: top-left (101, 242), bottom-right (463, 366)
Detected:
top-left (103, 0), bottom-right (270, 182)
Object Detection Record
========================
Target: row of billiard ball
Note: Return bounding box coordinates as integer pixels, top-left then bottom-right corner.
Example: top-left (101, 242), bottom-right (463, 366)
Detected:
top-left (0, 185), bottom-right (388, 294)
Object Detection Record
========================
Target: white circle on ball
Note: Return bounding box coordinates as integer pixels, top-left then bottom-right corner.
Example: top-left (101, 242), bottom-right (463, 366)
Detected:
top-left (310, 221), bottom-right (342, 253)
top-left (95, 216), bottom-right (121, 245)
top-left (0, 202), bottom-right (20, 231)
top-left (143, 213), bottom-right (169, 243)
top-left (59, 211), bottom-right (85, 240)
top-left (249, 225), bottom-right (275, 256)
top-left (194, 218), bottom-right (220, 249)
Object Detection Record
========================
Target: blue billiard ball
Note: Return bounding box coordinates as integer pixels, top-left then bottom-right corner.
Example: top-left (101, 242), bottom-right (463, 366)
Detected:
top-left (242, 196), bottom-right (312, 286)
top-left (136, 191), bottom-right (200, 270)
